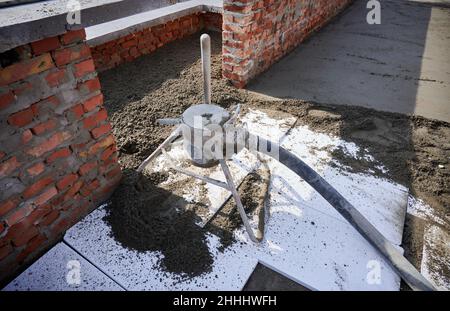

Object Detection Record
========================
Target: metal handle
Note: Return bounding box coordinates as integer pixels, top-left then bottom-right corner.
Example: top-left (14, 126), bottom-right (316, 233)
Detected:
top-left (200, 33), bottom-right (211, 105)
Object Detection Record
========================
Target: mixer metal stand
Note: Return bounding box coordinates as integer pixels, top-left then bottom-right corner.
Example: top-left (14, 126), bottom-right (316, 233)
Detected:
top-left (158, 146), bottom-right (261, 243)
top-left (137, 33), bottom-right (261, 243)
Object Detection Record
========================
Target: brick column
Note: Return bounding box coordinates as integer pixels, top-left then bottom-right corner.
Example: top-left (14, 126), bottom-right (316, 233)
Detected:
top-left (0, 29), bottom-right (121, 282)
top-left (222, 0), bottom-right (353, 88)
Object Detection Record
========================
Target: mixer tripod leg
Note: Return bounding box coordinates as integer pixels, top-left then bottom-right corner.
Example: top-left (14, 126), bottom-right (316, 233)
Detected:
top-left (219, 159), bottom-right (262, 243)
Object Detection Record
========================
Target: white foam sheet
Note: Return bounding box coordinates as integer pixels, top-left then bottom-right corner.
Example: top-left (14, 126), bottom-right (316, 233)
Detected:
top-left (64, 206), bottom-right (258, 290)
top-left (276, 126), bottom-right (409, 246)
top-left (2, 243), bottom-right (123, 291)
top-left (64, 109), bottom-right (409, 291)
top-left (407, 195), bottom-right (447, 226)
top-left (421, 225), bottom-right (450, 291)
top-left (251, 165), bottom-right (403, 291)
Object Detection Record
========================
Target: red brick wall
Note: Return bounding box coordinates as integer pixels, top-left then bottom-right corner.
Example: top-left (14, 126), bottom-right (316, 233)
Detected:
top-left (222, 0), bottom-right (353, 87)
top-left (91, 13), bottom-right (204, 72)
top-left (91, 12), bottom-right (223, 72)
top-left (203, 12), bottom-right (223, 32)
top-left (0, 29), bottom-right (121, 282)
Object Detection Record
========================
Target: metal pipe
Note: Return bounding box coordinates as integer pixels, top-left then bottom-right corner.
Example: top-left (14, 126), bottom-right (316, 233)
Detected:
top-left (137, 126), bottom-right (181, 173)
top-left (246, 132), bottom-right (436, 291)
top-left (200, 34), bottom-right (211, 105)
top-left (219, 159), bottom-right (260, 243)
top-left (161, 148), bottom-right (229, 190)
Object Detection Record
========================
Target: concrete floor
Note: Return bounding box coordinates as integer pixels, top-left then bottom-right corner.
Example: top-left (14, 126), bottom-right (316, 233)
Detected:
top-left (248, 0), bottom-right (450, 123)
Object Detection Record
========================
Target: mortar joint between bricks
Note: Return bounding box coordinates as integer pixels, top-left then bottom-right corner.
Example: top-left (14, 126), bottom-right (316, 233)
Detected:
top-left (225, 10), bottom-right (254, 18)
top-left (224, 0), bottom-right (257, 7)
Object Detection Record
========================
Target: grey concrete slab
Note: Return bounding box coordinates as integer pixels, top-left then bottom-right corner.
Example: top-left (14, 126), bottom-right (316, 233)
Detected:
top-left (86, 0), bottom-right (223, 46)
top-left (0, 0), bottom-right (184, 27)
top-left (247, 0), bottom-right (450, 122)
top-left (2, 242), bottom-right (123, 291)
top-left (0, 0), bottom-right (219, 52)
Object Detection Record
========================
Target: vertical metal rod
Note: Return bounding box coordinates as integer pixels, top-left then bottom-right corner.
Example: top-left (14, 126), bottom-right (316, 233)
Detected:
top-left (200, 34), bottom-right (211, 105)
top-left (219, 159), bottom-right (260, 243)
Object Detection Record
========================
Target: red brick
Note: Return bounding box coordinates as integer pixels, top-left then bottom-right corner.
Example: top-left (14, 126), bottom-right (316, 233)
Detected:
top-left (63, 180), bottom-right (83, 199)
top-left (82, 93), bottom-right (103, 112)
top-left (103, 154), bottom-right (118, 167)
top-left (27, 131), bottom-right (71, 157)
top-left (61, 29), bottom-right (86, 45)
top-left (0, 91), bottom-right (14, 110)
top-left (88, 134), bottom-right (115, 155)
top-left (0, 53), bottom-right (54, 86)
top-left (71, 142), bottom-right (87, 155)
top-left (79, 187), bottom-right (92, 197)
top-left (46, 147), bottom-right (71, 163)
top-left (80, 179), bottom-right (100, 197)
top-left (0, 199), bottom-right (18, 217)
top-left (0, 156), bottom-right (20, 177)
top-left (31, 37), bottom-right (61, 55)
top-left (122, 39), bottom-right (137, 49)
top-left (22, 129), bottom-right (33, 144)
top-left (16, 234), bottom-right (47, 263)
top-left (10, 225), bottom-right (39, 247)
top-left (8, 106), bottom-right (36, 127)
top-left (47, 95), bottom-right (60, 107)
top-left (39, 210), bottom-right (59, 226)
top-left (45, 69), bottom-right (66, 87)
top-left (26, 162), bottom-right (45, 177)
top-left (70, 104), bottom-right (84, 119)
top-left (34, 186), bottom-right (58, 206)
top-left (6, 205), bottom-right (33, 226)
top-left (53, 44), bottom-right (90, 66)
top-left (33, 95), bottom-right (60, 112)
top-left (0, 243), bottom-right (13, 260)
top-left (23, 176), bottom-right (54, 199)
top-left (91, 123), bottom-right (112, 139)
top-left (78, 77), bottom-right (101, 94)
top-left (57, 173), bottom-right (78, 190)
top-left (74, 59), bottom-right (95, 78)
top-left (31, 119), bottom-right (57, 135)
top-left (100, 145), bottom-right (116, 161)
top-left (25, 204), bottom-right (52, 226)
top-left (129, 46), bottom-right (140, 57)
top-left (49, 217), bottom-right (70, 237)
top-left (79, 161), bottom-right (97, 175)
top-left (83, 108), bottom-right (108, 129)
top-left (89, 179), bottom-right (101, 189)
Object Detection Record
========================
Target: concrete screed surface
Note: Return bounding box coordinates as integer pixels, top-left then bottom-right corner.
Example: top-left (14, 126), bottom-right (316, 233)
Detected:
top-left (248, 0), bottom-right (450, 123)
